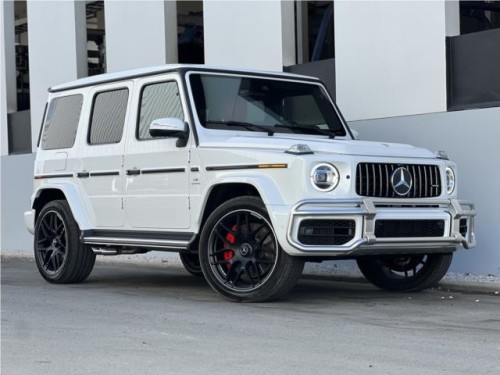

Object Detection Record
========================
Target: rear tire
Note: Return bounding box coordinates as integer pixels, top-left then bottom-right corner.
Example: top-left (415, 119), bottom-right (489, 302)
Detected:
top-left (179, 252), bottom-right (203, 277)
top-left (356, 253), bottom-right (453, 292)
top-left (199, 196), bottom-right (304, 302)
top-left (34, 200), bottom-right (96, 283)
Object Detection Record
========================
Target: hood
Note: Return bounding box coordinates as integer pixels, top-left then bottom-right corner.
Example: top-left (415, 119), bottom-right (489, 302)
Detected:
top-left (198, 134), bottom-right (436, 159)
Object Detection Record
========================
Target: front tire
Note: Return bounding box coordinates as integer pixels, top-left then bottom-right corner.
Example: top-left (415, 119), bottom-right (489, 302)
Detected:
top-left (356, 253), bottom-right (453, 292)
top-left (34, 200), bottom-right (96, 283)
top-left (199, 196), bottom-right (304, 302)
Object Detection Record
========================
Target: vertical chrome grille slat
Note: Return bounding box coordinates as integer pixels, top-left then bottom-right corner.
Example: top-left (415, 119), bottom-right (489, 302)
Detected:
top-left (429, 165), bottom-right (434, 198)
top-left (356, 163), bottom-right (441, 198)
top-left (378, 164), bottom-right (383, 198)
top-left (423, 166), bottom-right (428, 197)
top-left (411, 165), bottom-right (416, 198)
top-left (365, 163), bottom-right (370, 196)
top-left (418, 165), bottom-right (423, 197)
top-left (384, 164), bottom-right (389, 197)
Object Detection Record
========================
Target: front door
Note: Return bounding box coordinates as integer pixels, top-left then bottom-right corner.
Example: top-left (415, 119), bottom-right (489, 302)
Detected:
top-left (123, 74), bottom-right (191, 230)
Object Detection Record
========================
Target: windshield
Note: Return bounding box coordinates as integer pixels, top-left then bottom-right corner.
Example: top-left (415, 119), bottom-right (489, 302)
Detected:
top-left (189, 73), bottom-right (347, 137)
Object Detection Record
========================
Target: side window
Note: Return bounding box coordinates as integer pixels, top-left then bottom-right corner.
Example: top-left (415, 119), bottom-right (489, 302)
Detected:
top-left (137, 81), bottom-right (184, 140)
top-left (42, 94), bottom-right (83, 150)
top-left (88, 88), bottom-right (129, 145)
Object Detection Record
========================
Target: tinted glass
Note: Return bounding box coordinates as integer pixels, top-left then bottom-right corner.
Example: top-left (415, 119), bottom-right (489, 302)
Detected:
top-left (89, 89), bottom-right (129, 145)
top-left (42, 94), bottom-right (83, 150)
top-left (138, 81), bottom-right (184, 140)
top-left (189, 74), bottom-right (346, 137)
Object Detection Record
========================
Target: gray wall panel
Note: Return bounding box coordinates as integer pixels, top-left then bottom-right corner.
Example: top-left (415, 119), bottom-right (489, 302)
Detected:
top-left (1, 153), bottom-right (36, 252)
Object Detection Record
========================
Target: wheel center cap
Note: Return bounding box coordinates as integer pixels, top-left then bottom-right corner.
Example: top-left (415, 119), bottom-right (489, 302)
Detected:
top-left (239, 243), bottom-right (253, 257)
top-left (52, 238), bottom-right (57, 246)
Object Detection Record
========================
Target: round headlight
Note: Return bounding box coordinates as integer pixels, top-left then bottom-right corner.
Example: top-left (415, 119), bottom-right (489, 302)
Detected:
top-left (445, 167), bottom-right (456, 194)
top-left (311, 163), bottom-right (340, 192)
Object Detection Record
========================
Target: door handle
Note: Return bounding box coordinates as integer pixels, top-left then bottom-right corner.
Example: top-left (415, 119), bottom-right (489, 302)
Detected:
top-left (77, 171), bottom-right (90, 178)
top-left (126, 169), bottom-right (140, 176)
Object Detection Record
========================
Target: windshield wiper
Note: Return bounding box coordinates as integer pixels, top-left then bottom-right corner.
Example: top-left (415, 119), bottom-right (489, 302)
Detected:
top-left (205, 120), bottom-right (274, 136)
top-left (274, 123), bottom-right (337, 139)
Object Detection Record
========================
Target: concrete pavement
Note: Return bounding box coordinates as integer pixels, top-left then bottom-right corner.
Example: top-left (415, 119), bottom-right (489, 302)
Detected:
top-left (2, 257), bottom-right (500, 375)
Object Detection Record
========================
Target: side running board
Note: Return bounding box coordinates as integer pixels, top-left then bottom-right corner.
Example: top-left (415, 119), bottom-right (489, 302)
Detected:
top-left (81, 230), bottom-right (194, 250)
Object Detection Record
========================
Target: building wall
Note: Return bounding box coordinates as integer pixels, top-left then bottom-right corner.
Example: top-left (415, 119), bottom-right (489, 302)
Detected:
top-left (27, 0), bottom-right (87, 152)
top-left (350, 107), bottom-right (500, 275)
top-left (1, 153), bottom-right (35, 252)
top-left (334, 1), bottom-right (448, 121)
top-left (105, 0), bottom-right (178, 72)
top-left (204, 0), bottom-right (295, 70)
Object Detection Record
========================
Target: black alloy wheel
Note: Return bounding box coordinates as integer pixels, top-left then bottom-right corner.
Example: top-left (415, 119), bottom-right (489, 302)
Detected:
top-left (34, 200), bottom-right (96, 283)
top-left (199, 196), bottom-right (304, 302)
top-left (36, 210), bottom-right (68, 275)
top-left (356, 253), bottom-right (453, 292)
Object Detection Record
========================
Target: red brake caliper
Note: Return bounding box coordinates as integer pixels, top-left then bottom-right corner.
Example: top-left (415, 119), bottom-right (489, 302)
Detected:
top-left (223, 225), bottom-right (237, 261)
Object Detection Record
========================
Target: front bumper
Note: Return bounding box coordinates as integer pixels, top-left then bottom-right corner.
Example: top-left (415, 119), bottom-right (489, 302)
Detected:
top-left (278, 198), bottom-right (475, 257)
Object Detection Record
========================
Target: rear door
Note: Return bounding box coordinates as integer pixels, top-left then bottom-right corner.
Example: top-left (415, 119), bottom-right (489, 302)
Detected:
top-left (123, 74), bottom-right (191, 230)
top-left (77, 82), bottom-right (132, 228)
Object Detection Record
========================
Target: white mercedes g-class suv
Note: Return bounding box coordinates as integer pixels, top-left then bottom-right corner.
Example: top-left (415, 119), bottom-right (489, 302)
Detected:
top-left (25, 65), bottom-right (475, 302)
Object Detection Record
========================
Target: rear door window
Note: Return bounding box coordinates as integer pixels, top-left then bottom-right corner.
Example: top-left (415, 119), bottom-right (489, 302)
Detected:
top-left (41, 94), bottom-right (83, 150)
top-left (88, 88), bottom-right (129, 145)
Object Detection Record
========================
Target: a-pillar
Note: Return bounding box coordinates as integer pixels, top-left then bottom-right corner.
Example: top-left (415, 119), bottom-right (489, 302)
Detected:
top-left (105, 1), bottom-right (178, 73)
top-left (1, 0), bottom-right (17, 156)
top-left (27, 0), bottom-right (87, 152)
top-left (203, 0), bottom-right (295, 71)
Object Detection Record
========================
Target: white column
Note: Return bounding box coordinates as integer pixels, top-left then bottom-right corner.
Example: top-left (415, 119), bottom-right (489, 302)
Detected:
top-left (1, 0), bottom-right (17, 156)
top-left (335, 1), bottom-right (448, 121)
top-left (105, 0), bottom-right (178, 72)
top-left (204, 0), bottom-right (295, 71)
top-left (27, 0), bottom-right (87, 151)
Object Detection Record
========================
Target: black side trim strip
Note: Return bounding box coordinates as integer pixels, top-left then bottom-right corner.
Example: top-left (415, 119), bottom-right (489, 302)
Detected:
top-left (34, 173), bottom-right (73, 180)
top-left (82, 229), bottom-right (194, 242)
top-left (90, 171), bottom-right (120, 177)
top-left (77, 172), bottom-right (90, 178)
top-left (126, 169), bottom-right (141, 176)
top-left (141, 168), bottom-right (185, 175)
top-left (206, 164), bottom-right (288, 171)
top-left (190, 167), bottom-right (199, 172)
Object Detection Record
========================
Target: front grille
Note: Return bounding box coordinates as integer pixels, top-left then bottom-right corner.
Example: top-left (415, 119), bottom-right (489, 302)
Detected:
top-left (298, 220), bottom-right (356, 245)
top-left (356, 163), bottom-right (441, 198)
top-left (375, 220), bottom-right (445, 238)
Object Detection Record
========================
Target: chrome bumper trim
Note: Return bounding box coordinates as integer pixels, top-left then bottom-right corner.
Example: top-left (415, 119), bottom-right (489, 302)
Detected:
top-left (287, 198), bottom-right (476, 255)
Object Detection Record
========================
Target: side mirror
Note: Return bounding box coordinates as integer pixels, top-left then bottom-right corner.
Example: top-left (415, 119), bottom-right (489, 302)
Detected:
top-left (149, 118), bottom-right (188, 138)
top-left (350, 129), bottom-right (360, 140)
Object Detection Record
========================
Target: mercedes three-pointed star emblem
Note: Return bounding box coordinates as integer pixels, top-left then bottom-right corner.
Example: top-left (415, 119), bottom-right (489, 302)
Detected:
top-left (391, 167), bottom-right (413, 196)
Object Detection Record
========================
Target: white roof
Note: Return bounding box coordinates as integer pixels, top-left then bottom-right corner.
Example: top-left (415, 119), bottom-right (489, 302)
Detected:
top-left (49, 64), bottom-right (320, 92)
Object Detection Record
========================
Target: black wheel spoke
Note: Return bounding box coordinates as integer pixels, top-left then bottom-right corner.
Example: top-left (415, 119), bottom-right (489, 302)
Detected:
top-left (224, 262), bottom-right (237, 283)
top-left (232, 268), bottom-right (244, 285)
top-left (211, 260), bottom-right (228, 266)
top-left (213, 247), bottom-right (230, 255)
top-left (213, 228), bottom-right (229, 246)
top-left (252, 262), bottom-right (262, 282)
top-left (256, 230), bottom-right (272, 246)
top-left (244, 264), bottom-right (255, 287)
top-left (218, 222), bottom-right (233, 235)
top-left (245, 212), bottom-right (251, 236)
